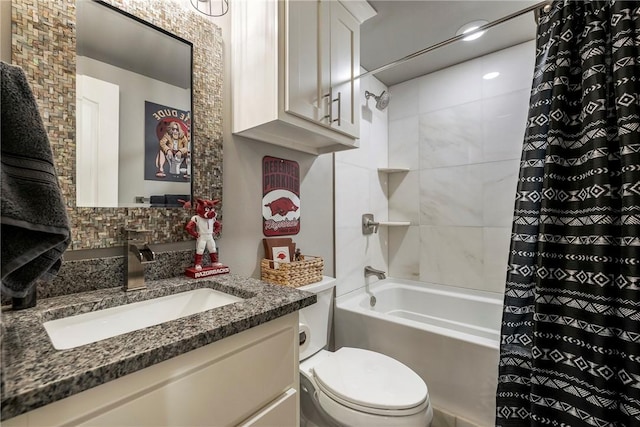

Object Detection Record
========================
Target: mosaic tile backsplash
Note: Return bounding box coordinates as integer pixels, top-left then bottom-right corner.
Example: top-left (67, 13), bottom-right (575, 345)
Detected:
top-left (0, 247), bottom-right (207, 305)
top-left (11, 0), bottom-right (224, 250)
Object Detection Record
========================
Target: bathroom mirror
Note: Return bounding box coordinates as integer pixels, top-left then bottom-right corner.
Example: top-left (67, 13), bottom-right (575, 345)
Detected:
top-left (11, 0), bottom-right (223, 249)
top-left (76, 0), bottom-right (193, 208)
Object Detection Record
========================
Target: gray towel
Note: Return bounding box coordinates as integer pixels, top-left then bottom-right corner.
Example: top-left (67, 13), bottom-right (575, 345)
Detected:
top-left (1, 61), bottom-right (70, 298)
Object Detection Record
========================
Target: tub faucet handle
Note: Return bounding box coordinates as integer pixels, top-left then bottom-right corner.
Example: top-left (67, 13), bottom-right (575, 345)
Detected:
top-left (362, 214), bottom-right (380, 235)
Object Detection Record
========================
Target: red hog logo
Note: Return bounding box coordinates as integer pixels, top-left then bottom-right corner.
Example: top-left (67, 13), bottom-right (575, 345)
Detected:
top-left (264, 197), bottom-right (299, 217)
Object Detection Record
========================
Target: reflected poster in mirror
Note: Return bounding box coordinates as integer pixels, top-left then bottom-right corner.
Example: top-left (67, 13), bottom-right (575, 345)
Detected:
top-left (145, 101), bottom-right (191, 182)
top-left (76, 0), bottom-right (193, 208)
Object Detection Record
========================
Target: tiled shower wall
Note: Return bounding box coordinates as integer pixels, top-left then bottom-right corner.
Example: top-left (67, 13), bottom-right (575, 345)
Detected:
top-left (334, 73), bottom-right (389, 297)
top-left (387, 41), bottom-right (535, 295)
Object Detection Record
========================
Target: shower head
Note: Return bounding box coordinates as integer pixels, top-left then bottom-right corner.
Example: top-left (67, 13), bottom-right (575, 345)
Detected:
top-left (365, 90), bottom-right (390, 111)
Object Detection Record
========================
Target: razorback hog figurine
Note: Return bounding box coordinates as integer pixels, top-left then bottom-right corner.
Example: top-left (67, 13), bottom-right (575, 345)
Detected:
top-left (264, 197), bottom-right (299, 217)
top-left (185, 198), bottom-right (222, 270)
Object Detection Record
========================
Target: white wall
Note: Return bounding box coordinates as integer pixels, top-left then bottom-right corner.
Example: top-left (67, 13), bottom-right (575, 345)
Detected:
top-left (387, 41), bottom-right (535, 295)
top-left (334, 73), bottom-right (389, 297)
top-left (215, 12), bottom-right (335, 279)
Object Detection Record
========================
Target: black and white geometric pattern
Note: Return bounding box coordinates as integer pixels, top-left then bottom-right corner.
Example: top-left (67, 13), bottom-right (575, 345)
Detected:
top-left (496, 1), bottom-right (640, 426)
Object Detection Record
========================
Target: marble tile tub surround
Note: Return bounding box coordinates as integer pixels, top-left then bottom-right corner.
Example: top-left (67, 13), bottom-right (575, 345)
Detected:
top-left (387, 41), bottom-right (535, 295)
top-left (334, 71), bottom-right (389, 297)
top-left (0, 274), bottom-right (316, 420)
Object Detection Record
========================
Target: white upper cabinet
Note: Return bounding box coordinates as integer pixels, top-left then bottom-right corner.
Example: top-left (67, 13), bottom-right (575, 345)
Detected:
top-left (287, 1), bottom-right (322, 123)
top-left (232, 0), bottom-right (374, 155)
top-left (327, 2), bottom-right (360, 137)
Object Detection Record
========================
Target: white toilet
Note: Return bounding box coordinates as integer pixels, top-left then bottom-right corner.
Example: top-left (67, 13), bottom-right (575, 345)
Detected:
top-left (298, 278), bottom-right (433, 427)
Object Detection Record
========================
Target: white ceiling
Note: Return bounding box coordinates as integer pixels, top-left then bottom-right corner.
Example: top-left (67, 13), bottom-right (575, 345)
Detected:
top-left (360, 0), bottom-right (540, 86)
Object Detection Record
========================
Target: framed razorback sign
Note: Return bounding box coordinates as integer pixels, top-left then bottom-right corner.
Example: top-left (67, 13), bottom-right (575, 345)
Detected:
top-left (262, 156), bottom-right (300, 236)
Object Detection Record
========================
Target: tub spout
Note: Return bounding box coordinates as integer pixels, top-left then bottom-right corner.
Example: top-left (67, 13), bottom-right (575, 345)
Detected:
top-left (364, 266), bottom-right (386, 280)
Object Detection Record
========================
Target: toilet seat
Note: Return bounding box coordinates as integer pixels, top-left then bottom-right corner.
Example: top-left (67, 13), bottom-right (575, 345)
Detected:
top-left (312, 347), bottom-right (429, 417)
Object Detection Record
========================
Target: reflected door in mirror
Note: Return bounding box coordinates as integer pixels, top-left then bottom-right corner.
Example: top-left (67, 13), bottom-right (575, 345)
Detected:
top-left (76, 75), bottom-right (120, 207)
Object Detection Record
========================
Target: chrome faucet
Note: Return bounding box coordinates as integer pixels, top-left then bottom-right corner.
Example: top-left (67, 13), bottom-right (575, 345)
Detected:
top-left (364, 265), bottom-right (386, 280)
top-left (124, 229), bottom-right (156, 291)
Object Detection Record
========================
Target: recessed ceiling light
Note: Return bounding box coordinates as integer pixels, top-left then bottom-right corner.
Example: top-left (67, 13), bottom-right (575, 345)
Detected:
top-left (483, 72), bottom-right (500, 80)
top-left (456, 20), bottom-right (489, 41)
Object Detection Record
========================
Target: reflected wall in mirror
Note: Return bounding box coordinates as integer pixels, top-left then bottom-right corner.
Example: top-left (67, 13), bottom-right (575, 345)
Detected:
top-left (11, 0), bottom-right (222, 249)
top-left (76, 0), bottom-right (193, 208)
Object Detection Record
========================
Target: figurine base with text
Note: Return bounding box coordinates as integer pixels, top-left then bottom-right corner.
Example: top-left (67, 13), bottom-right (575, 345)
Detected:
top-left (185, 264), bottom-right (230, 279)
top-left (180, 197), bottom-right (230, 278)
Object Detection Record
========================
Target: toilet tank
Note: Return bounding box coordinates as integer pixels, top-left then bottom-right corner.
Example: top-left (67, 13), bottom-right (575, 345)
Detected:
top-left (298, 277), bottom-right (336, 361)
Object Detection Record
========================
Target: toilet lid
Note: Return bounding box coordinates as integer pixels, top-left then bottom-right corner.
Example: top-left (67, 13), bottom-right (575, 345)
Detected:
top-left (312, 347), bottom-right (428, 412)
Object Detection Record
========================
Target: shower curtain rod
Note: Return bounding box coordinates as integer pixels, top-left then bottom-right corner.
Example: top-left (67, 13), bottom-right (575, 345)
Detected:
top-left (356, 0), bottom-right (552, 80)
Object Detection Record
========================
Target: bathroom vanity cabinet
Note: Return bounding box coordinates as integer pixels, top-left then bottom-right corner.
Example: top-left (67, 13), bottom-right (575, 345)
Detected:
top-left (232, 0), bottom-right (374, 155)
top-left (3, 312), bottom-right (300, 427)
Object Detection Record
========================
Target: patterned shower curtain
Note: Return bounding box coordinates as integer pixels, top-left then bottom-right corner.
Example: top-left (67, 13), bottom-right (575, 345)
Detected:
top-left (496, 1), bottom-right (640, 426)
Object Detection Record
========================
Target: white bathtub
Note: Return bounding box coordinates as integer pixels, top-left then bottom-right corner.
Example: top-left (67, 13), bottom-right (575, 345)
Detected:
top-left (334, 279), bottom-right (502, 427)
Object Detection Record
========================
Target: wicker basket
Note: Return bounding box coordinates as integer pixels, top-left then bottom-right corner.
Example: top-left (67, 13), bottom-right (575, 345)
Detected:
top-left (261, 256), bottom-right (324, 288)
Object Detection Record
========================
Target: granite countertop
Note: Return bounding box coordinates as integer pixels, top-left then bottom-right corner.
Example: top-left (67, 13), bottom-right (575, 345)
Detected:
top-left (0, 274), bottom-right (316, 421)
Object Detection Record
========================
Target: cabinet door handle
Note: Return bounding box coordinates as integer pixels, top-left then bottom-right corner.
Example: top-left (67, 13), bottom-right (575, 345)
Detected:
top-left (323, 92), bottom-right (332, 123)
top-left (332, 92), bottom-right (341, 126)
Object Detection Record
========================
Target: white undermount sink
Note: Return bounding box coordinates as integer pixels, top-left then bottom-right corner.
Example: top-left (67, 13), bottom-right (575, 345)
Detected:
top-left (43, 288), bottom-right (243, 350)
